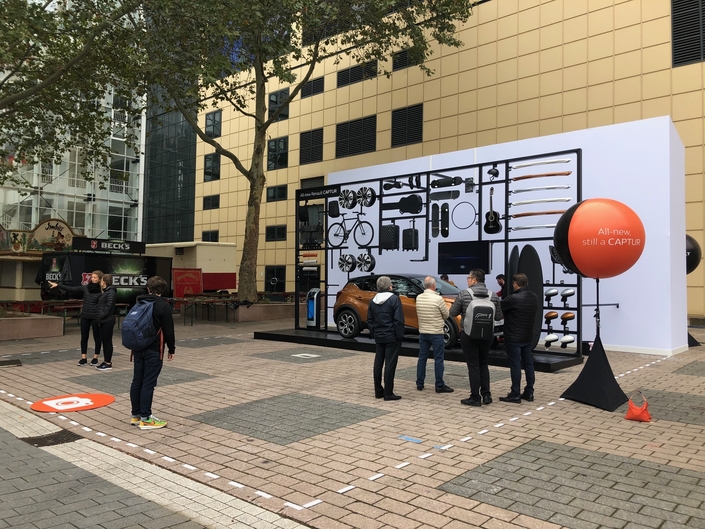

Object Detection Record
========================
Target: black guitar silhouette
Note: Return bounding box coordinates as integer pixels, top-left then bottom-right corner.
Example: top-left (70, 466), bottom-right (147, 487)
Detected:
top-left (382, 194), bottom-right (423, 214)
top-left (483, 187), bottom-right (502, 234)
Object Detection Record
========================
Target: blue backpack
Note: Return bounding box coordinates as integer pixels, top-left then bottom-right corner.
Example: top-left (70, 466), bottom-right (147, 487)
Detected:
top-left (121, 300), bottom-right (159, 351)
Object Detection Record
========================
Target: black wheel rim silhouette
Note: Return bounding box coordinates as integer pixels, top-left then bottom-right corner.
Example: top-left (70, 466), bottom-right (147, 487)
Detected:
top-left (338, 254), bottom-right (357, 272)
top-left (357, 253), bottom-right (376, 272)
top-left (339, 189), bottom-right (356, 209)
top-left (356, 187), bottom-right (377, 207)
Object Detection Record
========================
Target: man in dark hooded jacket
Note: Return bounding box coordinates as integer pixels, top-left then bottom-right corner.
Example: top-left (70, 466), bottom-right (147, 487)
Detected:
top-left (129, 276), bottom-right (176, 430)
top-left (367, 276), bottom-right (405, 401)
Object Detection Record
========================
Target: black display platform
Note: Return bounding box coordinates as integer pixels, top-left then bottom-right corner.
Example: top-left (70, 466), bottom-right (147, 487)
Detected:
top-left (254, 329), bottom-right (583, 373)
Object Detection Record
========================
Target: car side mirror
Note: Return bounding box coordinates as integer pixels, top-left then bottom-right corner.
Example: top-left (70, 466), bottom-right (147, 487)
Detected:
top-left (407, 293), bottom-right (418, 299)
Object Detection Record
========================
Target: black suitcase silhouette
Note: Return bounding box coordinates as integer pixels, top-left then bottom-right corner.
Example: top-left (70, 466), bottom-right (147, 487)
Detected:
top-left (380, 224), bottom-right (400, 250)
top-left (328, 200), bottom-right (340, 218)
top-left (402, 228), bottom-right (419, 251)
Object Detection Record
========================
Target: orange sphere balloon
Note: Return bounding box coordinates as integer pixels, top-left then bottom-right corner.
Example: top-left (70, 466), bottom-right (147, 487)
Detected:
top-left (553, 198), bottom-right (645, 279)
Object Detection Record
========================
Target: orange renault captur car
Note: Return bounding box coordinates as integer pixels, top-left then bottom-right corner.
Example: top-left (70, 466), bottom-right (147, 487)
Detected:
top-left (333, 274), bottom-right (463, 347)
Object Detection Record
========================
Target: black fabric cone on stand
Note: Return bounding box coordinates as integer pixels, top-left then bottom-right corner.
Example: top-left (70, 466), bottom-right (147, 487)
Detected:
top-left (560, 335), bottom-right (628, 412)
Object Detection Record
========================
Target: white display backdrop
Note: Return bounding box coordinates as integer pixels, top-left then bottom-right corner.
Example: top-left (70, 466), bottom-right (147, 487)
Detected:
top-left (326, 116), bottom-right (686, 356)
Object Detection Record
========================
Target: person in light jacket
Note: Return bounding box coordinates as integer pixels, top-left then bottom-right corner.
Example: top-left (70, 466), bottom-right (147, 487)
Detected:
top-left (367, 276), bottom-right (405, 401)
top-left (415, 276), bottom-right (453, 393)
top-left (95, 274), bottom-right (117, 371)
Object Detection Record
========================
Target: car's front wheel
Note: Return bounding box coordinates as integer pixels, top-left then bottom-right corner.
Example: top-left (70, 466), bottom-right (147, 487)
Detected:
top-left (443, 318), bottom-right (459, 348)
top-left (336, 309), bottom-right (361, 339)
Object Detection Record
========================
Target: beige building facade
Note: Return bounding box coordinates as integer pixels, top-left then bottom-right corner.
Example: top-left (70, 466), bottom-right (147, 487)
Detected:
top-left (194, 0), bottom-right (705, 316)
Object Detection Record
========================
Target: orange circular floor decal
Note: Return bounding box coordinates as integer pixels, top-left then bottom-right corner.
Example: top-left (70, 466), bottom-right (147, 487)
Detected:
top-left (31, 393), bottom-right (115, 412)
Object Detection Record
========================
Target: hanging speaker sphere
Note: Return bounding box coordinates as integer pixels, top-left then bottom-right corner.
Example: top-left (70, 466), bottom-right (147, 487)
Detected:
top-left (553, 198), bottom-right (645, 279)
top-left (686, 234), bottom-right (702, 275)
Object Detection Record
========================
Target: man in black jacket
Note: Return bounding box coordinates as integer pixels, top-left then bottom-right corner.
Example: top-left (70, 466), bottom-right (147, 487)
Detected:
top-left (129, 276), bottom-right (176, 430)
top-left (499, 273), bottom-right (538, 403)
top-left (367, 276), bottom-right (405, 401)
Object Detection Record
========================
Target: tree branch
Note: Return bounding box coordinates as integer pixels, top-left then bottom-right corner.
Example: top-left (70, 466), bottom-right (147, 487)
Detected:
top-left (170, 94), bottom-right (252, 183)
top-left (212, 83), bottom-right (260, 123)
top-left (0, 0), bottom-right (143, 110)
top-left (265, 40), bottom-right (320, 127)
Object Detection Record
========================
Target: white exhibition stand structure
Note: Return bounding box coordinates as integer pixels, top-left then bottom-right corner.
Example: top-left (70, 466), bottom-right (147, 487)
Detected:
top-left (327, 116), bottom-right (686, 356)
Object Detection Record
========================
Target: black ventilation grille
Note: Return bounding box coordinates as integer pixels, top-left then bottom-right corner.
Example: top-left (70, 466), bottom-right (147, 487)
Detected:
top-left (391, 104), bottom-right (423, 147)
top-left (337, 61), bottom-right (378, 88)
top-left (301, 77), bottom-right (324, 98)
top-left (673, 0), bottom-right (705, 67)
top-left (336, 116), bottom-right (377, 158)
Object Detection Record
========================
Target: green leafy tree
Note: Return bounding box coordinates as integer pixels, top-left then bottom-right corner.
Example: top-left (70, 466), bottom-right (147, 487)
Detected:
top-left (146, 0), bottom-right (478, 302)
top-left (0, 0), bottom-right (145, 186)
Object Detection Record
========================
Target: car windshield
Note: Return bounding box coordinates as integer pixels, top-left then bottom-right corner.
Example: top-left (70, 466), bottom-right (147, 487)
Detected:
top-left (409, 276), bottom-right (460, 295)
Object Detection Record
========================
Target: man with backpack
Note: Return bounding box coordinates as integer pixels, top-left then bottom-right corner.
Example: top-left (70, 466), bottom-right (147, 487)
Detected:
top-left (122, 276), bottom-right (175, 430)
top-left (449, 269), bottom-right (503, 407)
top-left (498, 273), bottom-right (539, 403)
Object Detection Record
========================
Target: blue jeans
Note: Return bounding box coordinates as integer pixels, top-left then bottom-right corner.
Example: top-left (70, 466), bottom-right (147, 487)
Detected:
top-left (505, 341), bottom-right (535, 397)
top-left (417, 334), bottom-right (446, 388)
top-left (130, 348), bottom-right (163, 420)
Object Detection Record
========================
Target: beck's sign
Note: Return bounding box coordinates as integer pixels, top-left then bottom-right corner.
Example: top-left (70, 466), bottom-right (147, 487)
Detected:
top-left (73, 237), bottom-right (146, 254)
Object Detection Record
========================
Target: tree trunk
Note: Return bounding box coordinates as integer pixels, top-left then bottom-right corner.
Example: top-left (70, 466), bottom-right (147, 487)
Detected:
top-left (237, 166), bottom-right (265, 303)
top-left (237, 50), bottom-right (268, 303)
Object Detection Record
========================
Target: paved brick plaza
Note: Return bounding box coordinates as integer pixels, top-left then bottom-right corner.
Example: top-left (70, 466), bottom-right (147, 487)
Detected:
top-left (1, 319), bottom-right (704, 529)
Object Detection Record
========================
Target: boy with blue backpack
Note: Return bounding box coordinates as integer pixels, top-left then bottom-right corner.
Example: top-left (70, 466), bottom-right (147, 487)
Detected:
top-left (122, 276), bottom-right (175, 430)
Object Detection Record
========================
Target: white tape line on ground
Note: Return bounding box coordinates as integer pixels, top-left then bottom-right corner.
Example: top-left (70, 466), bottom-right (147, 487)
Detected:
top-left (45, 439), bottom-right (310, 529)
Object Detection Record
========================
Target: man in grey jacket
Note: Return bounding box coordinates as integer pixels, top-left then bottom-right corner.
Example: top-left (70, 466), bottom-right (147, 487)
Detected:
top-left (367, 276), bottom-right (405, 401)
top-left (449, 269), bottom-right (503, 407)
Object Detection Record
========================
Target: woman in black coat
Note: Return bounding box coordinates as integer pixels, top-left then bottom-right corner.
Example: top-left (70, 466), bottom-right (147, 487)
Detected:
top-left (48, 270), bottom-right (103, 365)
top-left (95, 274), bottom-right (117, 370)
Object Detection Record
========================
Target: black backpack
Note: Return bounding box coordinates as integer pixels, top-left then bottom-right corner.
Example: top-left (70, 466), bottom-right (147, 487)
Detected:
top-left (121, 300), bottom-right (159, 351)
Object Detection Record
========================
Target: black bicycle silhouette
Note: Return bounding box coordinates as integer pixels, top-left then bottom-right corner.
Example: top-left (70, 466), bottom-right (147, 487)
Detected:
top-left (327, 210), bottom-right (374, 248)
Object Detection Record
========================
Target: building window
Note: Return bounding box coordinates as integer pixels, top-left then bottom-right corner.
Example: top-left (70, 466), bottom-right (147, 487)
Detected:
top-left (391, 104), bottom-right (423, 147)
top-left (337, 61), bottom-right (377, 88)
top-left (301, 176), bottom-right (324, 189)
top-left (672, 0), bottom-right (705, 66)
top-left (204, 153), bottom-right (220, 181)
top-left (203, 195), bottom-right (220, 210)
top-left (269, 88), bottom-right (289, 121)
top-left (267, 137), bottom-right (288, 170)
top-left (300, 128), bottom-right (323, 165)
top-left (392, 49), bottom-right (421, 71)
top-left (264, 265), bottom-right (286, 293)
top-left (266, 184), bottom-right (287, 202)
top-left (336, 115), bottom-right (376, 158)
top-left (205, 110), bottom-right (222, 138)
top-left (265, 225), bottom-right (287, 242)
top-left (108, 206), bottom-right (127, 239)
top-left (202, 230), bottom-right (219, 242)
top-left (301, 77), bottom-right (324, 98)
